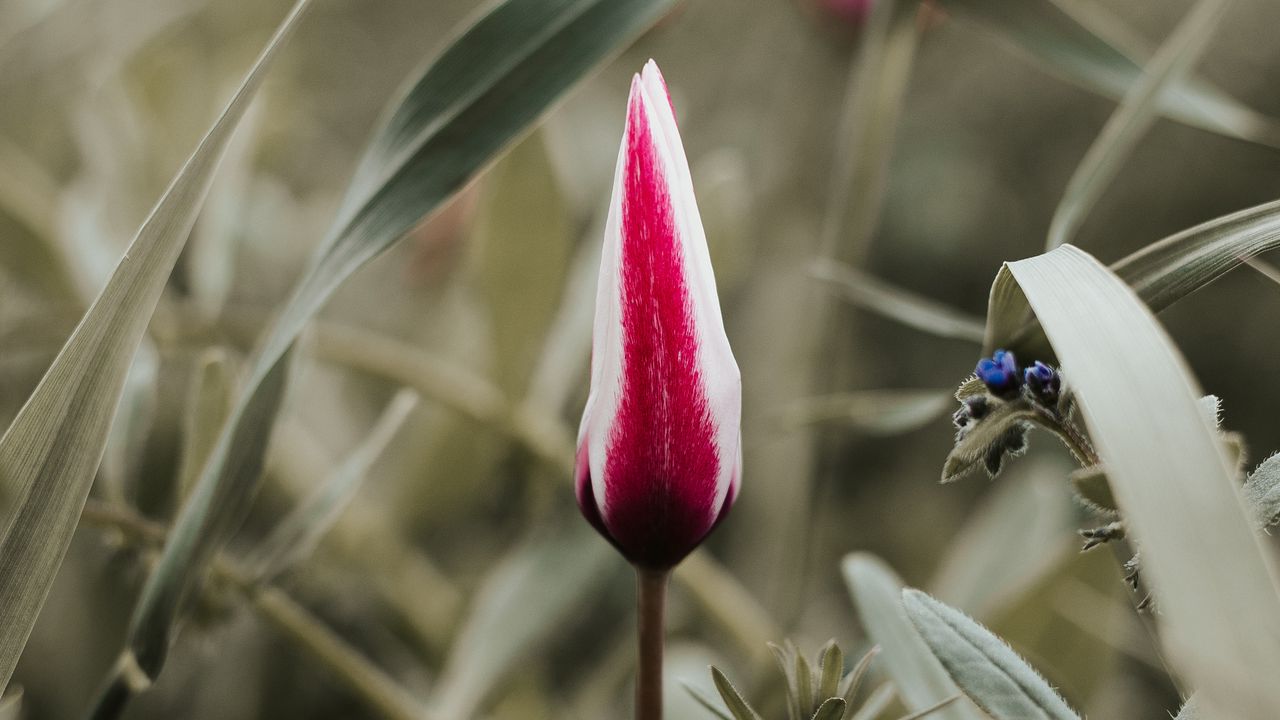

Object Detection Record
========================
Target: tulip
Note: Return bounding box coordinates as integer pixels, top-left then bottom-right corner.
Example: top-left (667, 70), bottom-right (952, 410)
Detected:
top-left (574, 60), bottom-right (741, 720)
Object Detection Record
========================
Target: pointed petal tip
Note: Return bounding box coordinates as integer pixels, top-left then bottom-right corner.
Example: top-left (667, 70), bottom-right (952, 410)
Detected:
top-left (639, 60), bottom-right (673, 113)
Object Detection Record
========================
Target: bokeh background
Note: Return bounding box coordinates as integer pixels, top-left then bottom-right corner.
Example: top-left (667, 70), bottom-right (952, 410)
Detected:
top-left (2, 0), bottom-right (1280, 717)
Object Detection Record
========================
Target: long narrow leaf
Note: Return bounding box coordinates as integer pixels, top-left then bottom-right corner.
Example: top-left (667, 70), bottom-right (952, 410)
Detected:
top-left (1046, 0), bottom-right (1231, 250)
top-left (812, 260), bottom-right (986, 343)
top-left (244, 389), bottom-right (419, 584)
top-left (431, 526), bottom-right (615, 720)
top-left (938, 0), bottom-right (1280, 147)
top-left (1005, 244), bottom-right (1280, 718)
top-left (988, 198), bottom-right (1280, 355)
top-left (122, 349), bottom-right (292, 680)
top-left (842, 554), bottom-right (984, 720)
top-left (0, 0), bottom-right (309, 691)
top-left (903, 589), bottom-right (1081, 720)
top-left (818, 0), bottom-right (922, 261)
top-left (122, 0), bottom-right (673, 689)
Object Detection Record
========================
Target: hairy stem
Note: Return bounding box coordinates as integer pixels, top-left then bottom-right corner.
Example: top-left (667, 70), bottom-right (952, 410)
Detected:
top-left (635, 568), bottom-right (669, 720)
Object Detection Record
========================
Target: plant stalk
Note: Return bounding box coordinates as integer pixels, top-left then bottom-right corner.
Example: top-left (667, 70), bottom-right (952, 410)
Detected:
top-left (635, 567), bottom-right (669, 720)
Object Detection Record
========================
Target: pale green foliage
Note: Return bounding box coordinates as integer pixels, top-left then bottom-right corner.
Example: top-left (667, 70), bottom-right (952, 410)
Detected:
top-left (1243, 454), bottom-right (1280, 529)
top-left (1046, 0), bottom-right (1230, 249)
top-left (903, 589), bottom-right (1081, 720)
top-left (0, 0), bottom-right (312, 692)
top-left (1005, 245), bottom-right (1280, 717)
top-left (843, 555), bottom-right (984, 720)
top-left (937, 0), bottom-right (1280, 146)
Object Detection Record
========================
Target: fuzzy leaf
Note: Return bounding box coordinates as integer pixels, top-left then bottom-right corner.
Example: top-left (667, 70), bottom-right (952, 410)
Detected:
top-left (955, 377), bottom-right (987, 401)
top-left (842, 554), bottom-right (984, 720)
top-left (1173, 695), bottom-right (1199, 720)
top-left (711, 667), bottom-right (764, 720)
top-left (0, 0), bottom-right (310, 691)
top-left (1005, 245), bottom-right (1280, 717)
top-left (942, 400), bottom-right (1033, 483)
top-left (810, 698), bottom-right (847, 720)
top-left (1244, 454), bottom-right (1280, 529)
top-left (1069, 465), bottom-right (1118, 515)
top-left (684, 682), bottom-right (735, 720)
top-left (903, 589), bottom-right (1081, 720)
top-left (817, 642), bottom-right (843, 702)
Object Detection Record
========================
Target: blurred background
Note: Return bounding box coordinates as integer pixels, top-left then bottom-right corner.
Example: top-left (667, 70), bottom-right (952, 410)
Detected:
top-left (3, 0), bottom-right (1280, 717)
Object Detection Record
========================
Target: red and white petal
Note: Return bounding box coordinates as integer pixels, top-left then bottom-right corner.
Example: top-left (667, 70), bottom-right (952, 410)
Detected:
top-left (577, 61), bottom-right (741, 568)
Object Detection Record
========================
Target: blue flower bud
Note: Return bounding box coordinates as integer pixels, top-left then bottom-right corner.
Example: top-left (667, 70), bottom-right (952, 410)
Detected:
top-left (975, 349), bottom-right (1020, 399)
top-left (1023, 360), bottom-right (1061, 405)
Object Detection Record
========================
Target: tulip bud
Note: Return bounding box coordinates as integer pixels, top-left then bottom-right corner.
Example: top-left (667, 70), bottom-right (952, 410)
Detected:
top-left (575, 61), bottom-right (742, 570)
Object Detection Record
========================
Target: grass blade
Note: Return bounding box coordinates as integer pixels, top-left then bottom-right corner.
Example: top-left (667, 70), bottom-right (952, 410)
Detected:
top-left (244, 389), bottom-right (419, 585)
top-left (431, 526), bottom-right (614, 720)
top-left (849, 683), bottom-right (896, 720)
top-left (842, 554), bottom-right (984, 720)
top-left (249, 0), bottom-right (678, 382)
top-left (938, 0), bottom-right (1280, 147)
top-left (115, 0), bottom-right (672, 694)
top-left (903, 589), bottom-right (1081, 720)
top-left (0, 0), bottom-right (309, 691)
top-left (812, 260), bottom-right (986, 343)
top-left (1046, 0), bottom-right (1231, 250)
top-left (710, 667), bottom-right (764, 720)
top-left (988, 198), bottom-right (1280, 355)
top-left (175, 349), bottom-right (235, 504)
top-left (819, 0), bottom-right (923, 261)
top-left (1005, 244), bottom-right (1280, 718)
top-left (779, 389), bottom-right (953, 436)
top-left (683, 680), bottom-right (735, 720)
top-left (121, 349), bottom-right (293, 682)
top-left (930, 468), bottom-right (1076, 620)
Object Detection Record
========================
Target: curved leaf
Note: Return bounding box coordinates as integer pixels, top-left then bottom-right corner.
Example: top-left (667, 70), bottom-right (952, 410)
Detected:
top-left (431, 526), bottom-right (614, 720)
top-left (842, 554), bottom-right (985, 720)
top-left (120, 0), bottom-right (674, 691)
top-left (244, 389), bottom-right (419, 584)
top-left (989, 198), bottom-right (1280, 356)
top-left (0, 0), bottom-right (310, 691)
top-left (1046, 0), bottom-right (1231, 249)
top-left (1005, 245), bottom-right (1280, 717)
top-left (938, 0), bottom-right (1280, 147)
top-left (903, 589), bottom-right (1080, 720)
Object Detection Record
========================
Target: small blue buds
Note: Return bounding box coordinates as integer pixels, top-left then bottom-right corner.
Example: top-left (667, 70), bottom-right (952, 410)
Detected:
top-left (1023, 360), bottom-right (1061, 406)
top-left (975, 349), bottom-right (1020, 399)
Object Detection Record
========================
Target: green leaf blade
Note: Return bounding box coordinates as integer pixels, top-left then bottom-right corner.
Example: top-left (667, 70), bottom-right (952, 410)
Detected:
top-left (842, 554), bottom-right (984, 720)
top-left (903, 589), bottom-right (1081, 720)
top-left (1006, 244), bottom-right (1280, 718)
top-left (939, 0), bottom-right (1280, 147)
top-left (0, 0), bottom-right (311, 691)
top-left (1046, 0), bottom-right (1231, 250)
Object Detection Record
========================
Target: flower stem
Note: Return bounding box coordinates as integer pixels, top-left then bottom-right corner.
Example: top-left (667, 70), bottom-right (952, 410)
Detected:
top-left (635, 567), bottom-right (669, 720)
